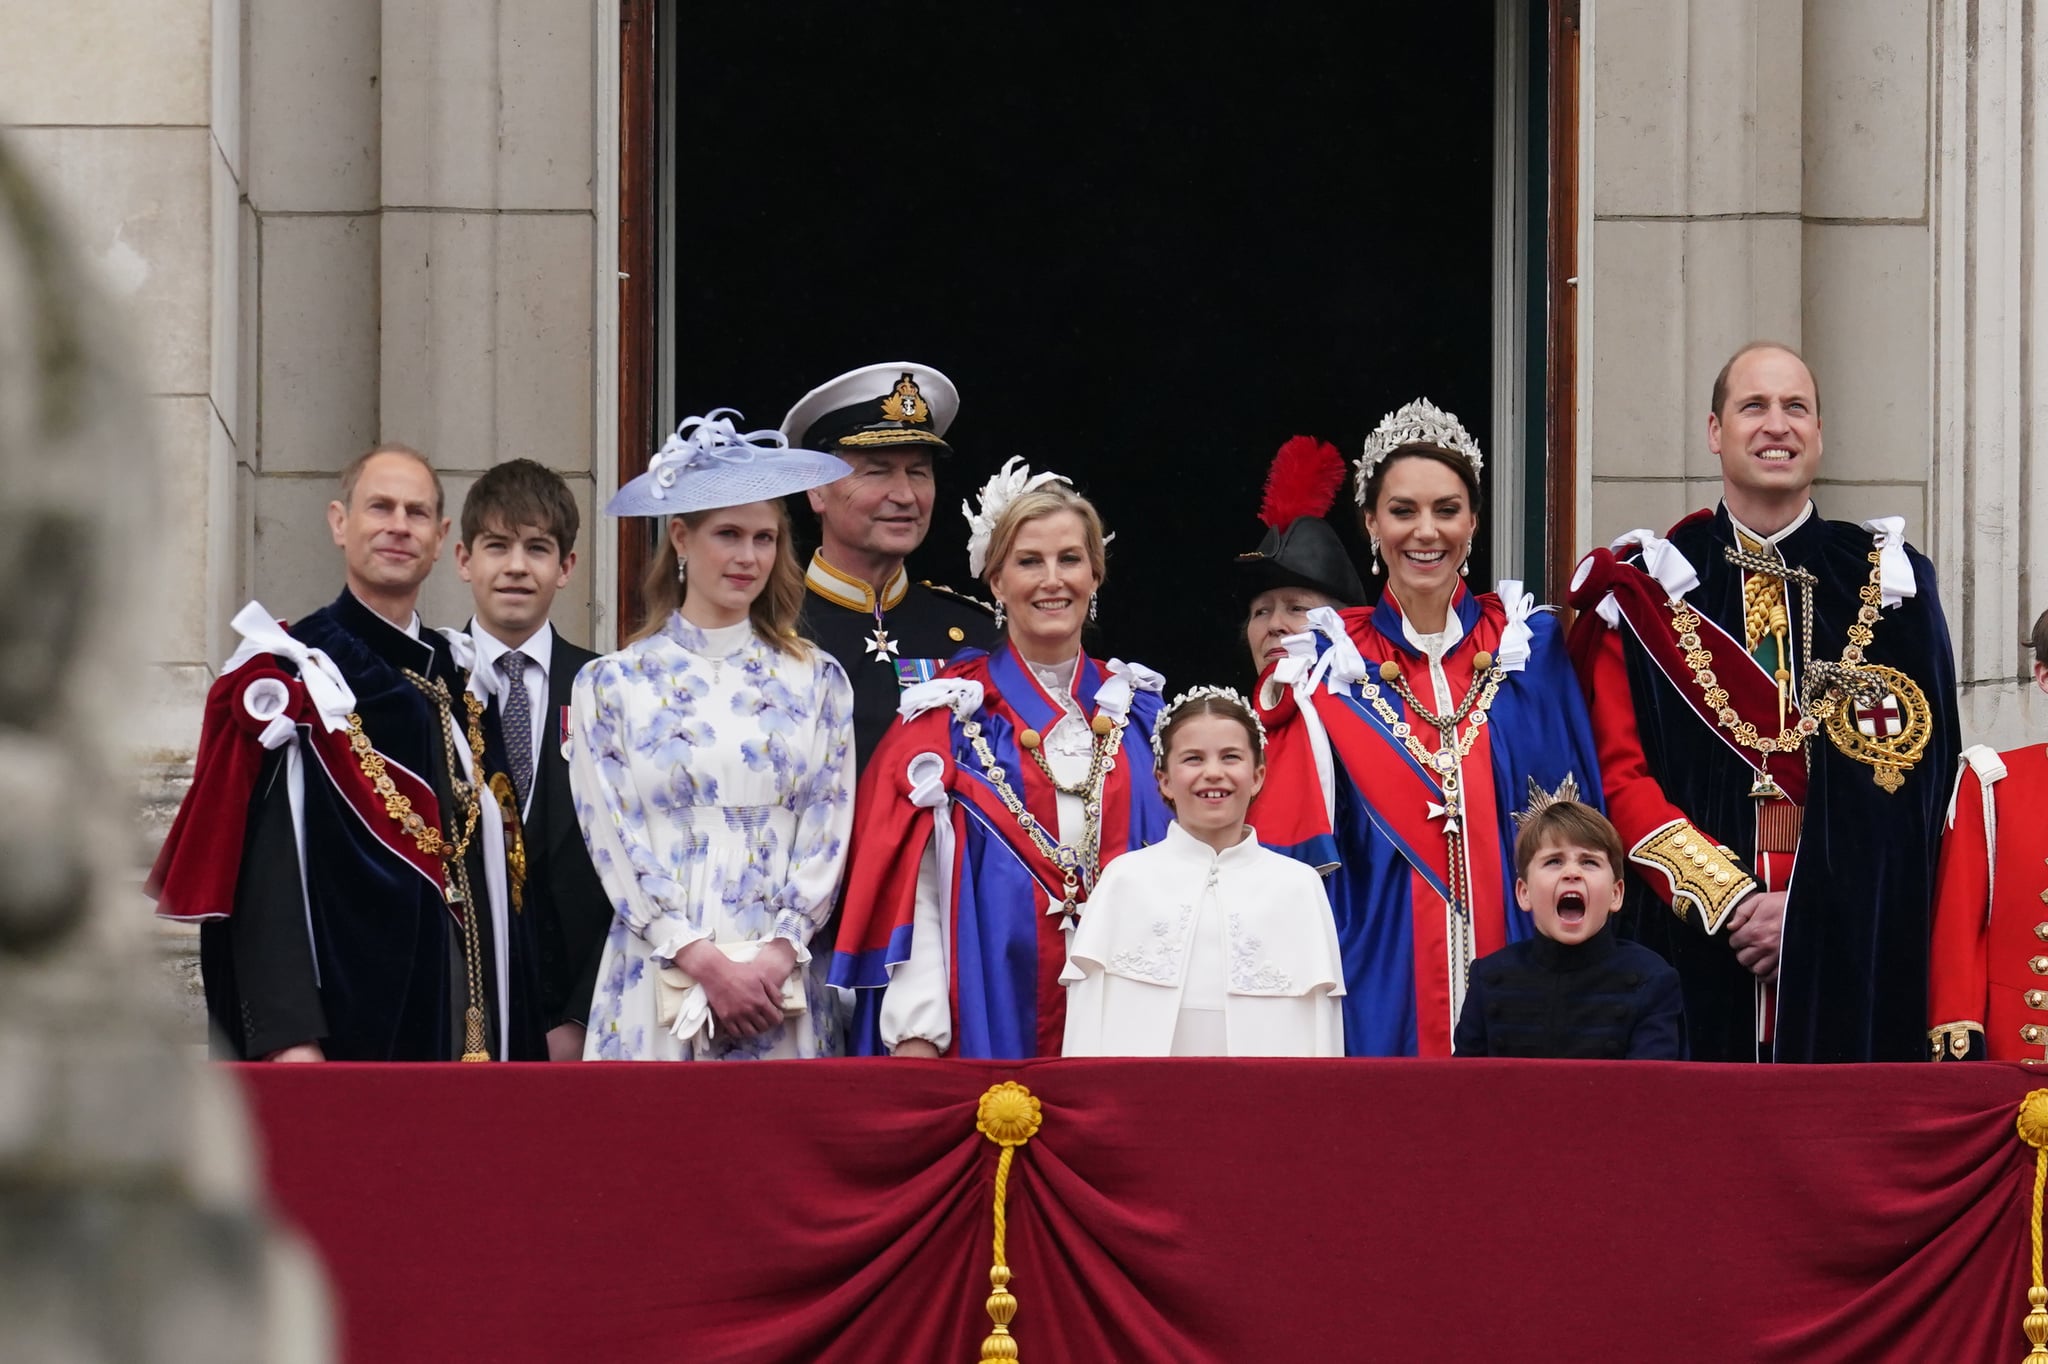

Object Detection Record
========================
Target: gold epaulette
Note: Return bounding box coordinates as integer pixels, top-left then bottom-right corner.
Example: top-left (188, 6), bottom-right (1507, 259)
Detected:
top-left (919, 580), bottom-right (997, 617)
top-left (1927, 1020), bottom-right (1984, 1062)
top-left (1628, 819), bottom-right (1757, 934)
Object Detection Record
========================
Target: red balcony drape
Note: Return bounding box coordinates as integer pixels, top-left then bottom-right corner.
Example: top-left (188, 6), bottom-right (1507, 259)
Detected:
top-left (239, 1058), bottom-right (2040, 1363)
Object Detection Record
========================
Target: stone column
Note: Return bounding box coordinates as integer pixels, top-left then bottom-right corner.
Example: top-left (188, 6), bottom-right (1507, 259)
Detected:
top-left (1585, 4), bottom-right (2006, 738)
top-left (379, 0), bottom-right (599, 640)
top-left (1585, 0), bottom-right (1806, 540)
top-left (1931, 0), bottom-right (2048, 744)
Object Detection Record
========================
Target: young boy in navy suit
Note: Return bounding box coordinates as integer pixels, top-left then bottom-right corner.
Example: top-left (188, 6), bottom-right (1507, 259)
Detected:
top-left (1454, 799), bottom-right (1686, 1060)
top-left (455, 460), bottom-right (611, 1061)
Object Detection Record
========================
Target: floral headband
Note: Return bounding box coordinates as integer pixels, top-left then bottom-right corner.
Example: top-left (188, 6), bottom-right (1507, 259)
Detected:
top-left (1150, 685), bottom-right (1268, 763)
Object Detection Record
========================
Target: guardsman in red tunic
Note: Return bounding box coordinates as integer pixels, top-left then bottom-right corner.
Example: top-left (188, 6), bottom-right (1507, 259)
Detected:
top-left (1929, 611), bottom-right (2048, 1062)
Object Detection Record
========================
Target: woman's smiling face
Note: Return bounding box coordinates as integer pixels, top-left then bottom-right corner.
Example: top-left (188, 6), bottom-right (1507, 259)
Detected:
top-left (1364, 454), bottom-right (1477, 610)
top-left (1157, 711), bottom-right (1265, 843)
top-left (988, 509), bottom-right (1098, 661)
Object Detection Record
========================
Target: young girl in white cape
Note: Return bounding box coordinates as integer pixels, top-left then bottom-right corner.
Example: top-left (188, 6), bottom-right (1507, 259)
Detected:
top-left (1061, 687), bottom-right (1344, 1057)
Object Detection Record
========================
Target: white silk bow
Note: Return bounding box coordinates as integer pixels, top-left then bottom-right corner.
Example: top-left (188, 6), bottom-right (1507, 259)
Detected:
top-left (223, 601), bottom-right (356, 733)
top-left (1096, 658), bottom-right (1164, 724)
top-left (1861, 516), bottom-right (1918, 607)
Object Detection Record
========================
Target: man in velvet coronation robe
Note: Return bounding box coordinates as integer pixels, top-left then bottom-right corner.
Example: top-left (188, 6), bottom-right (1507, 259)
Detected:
top-left (1567, 344), bottom-right (1959, 1063)
top-left (149, 447), bottom-right (543, 1062)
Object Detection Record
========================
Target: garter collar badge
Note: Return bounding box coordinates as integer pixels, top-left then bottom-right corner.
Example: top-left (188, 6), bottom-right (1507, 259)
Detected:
top-left (1821, 663), bottom-right (1931, 794)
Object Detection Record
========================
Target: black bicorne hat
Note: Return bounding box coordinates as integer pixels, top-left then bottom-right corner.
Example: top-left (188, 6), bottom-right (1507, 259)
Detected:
top-left (1234, 435), bottom-right (1368, 606)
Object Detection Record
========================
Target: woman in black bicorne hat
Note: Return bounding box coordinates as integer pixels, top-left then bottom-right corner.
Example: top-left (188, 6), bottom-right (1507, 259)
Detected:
top-left (1237, 436), bottom-right (1368, 678)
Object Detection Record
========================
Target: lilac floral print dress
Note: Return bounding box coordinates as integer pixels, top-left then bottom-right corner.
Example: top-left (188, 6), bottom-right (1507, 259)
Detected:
top-left (569, 613), bottom-right (855, 1060)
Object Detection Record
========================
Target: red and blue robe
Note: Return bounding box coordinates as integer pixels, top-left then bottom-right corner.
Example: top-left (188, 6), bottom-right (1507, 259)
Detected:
top-left (830, 646), bottom-right (1171, 1058)
top-left (1251, 586), bottom-right (1603, 1057)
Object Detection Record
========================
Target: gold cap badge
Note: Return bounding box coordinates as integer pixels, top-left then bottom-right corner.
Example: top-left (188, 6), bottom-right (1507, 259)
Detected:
top-left (878, 373), bottom-right (928, 426)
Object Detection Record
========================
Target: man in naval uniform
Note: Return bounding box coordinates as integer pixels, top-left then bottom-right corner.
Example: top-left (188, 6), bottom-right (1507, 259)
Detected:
top-left (1566, 342), bottom-right (1959, 1062)
top-left (783, 363), bottom-right (998, 769)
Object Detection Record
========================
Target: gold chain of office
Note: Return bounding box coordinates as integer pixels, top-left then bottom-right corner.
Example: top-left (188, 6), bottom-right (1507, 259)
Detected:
top-left (348, 674), bottom-right (494, 1061)
top-left (1666, 548), bottom-right (1893, 760)
top-left (964, 715), bottom-right (1122, 923)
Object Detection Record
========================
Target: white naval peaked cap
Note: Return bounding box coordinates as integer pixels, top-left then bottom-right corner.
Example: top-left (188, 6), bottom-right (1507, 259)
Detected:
top-left (780, 362), bottom-right (961, 455)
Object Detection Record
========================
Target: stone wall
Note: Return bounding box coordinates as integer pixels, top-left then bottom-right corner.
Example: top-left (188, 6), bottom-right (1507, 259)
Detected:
top-left (1584, 0), bottom-right (2048, 748)
top-left (0, 1), bottom-right (609, 1036)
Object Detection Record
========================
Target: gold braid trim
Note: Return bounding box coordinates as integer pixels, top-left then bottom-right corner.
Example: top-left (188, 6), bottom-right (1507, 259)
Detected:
top-left (1628, 819), bottom-right (1757, 935)
top-left (1927, 1020), bottom-right (1983, 1062)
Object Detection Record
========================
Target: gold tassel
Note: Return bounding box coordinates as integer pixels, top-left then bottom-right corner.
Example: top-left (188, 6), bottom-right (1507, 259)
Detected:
top-left (975, 1082), bottom-right (1043, 1363)
top-left (2014, 1090), bottom-right (2048, 1360)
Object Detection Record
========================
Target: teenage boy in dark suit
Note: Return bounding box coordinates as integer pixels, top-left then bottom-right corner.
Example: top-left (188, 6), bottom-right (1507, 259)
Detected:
top-left (456, 460), bottom-right (611, 1060)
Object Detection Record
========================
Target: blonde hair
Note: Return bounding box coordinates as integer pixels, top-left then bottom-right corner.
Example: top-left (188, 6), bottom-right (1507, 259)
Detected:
top-left (633, 501), bottom-right (811, 656)
top-left (982, 484), bottom-right (1110, 588)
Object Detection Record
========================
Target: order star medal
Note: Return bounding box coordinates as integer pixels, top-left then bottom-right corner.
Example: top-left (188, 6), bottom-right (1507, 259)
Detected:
top-left (864, 623), bottom-right (899, 663)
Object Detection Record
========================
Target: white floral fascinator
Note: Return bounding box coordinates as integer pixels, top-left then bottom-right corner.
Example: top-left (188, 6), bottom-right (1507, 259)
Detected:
top-left (962, 456), bottom-right (1073, 578)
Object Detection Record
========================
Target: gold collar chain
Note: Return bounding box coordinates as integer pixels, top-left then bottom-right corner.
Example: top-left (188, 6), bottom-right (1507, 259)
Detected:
top-left (1353, 652), bottom-right (1506, 785)
top-left (1668, 549), bottom-right (1889, 761)
top-left (963, 715), bottom-right (1122, 926)
top-left (399, 670), bottom-right (494, 1061)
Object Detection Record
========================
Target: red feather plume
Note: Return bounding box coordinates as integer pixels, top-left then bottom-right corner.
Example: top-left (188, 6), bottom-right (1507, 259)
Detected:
top-left (1258, 436), bottom-right (1344, 530)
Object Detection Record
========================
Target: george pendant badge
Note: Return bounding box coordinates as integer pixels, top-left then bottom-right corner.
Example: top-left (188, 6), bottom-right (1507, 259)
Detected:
top-left (1820, 664), bottom-right (1932, 793)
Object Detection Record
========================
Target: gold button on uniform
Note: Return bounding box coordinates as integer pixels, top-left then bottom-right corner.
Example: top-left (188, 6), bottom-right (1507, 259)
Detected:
top-left (2029, 990), bottom-right (2048, 1010)
top-left (948, 626), bottom-right (965, 642)
top-left (2025, 1025), bottom-right (2046, 1045)
top-left (2032, 956), bottom-right (2048, 975)
top-left (2036, 922), bottom-right (2048, 941)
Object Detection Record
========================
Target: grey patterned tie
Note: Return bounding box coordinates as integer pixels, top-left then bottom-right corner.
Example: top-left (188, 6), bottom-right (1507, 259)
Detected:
top-left (497, 650), bottom-right (533, 811)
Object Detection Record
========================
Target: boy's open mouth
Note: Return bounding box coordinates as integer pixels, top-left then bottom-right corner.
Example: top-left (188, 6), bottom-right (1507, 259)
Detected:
top-left (1556, 892), bottom-right (1587, 925)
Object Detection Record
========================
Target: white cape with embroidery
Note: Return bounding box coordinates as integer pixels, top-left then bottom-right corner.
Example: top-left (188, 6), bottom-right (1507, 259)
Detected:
top-left (1061, 823), bottom-right (1345, 1057)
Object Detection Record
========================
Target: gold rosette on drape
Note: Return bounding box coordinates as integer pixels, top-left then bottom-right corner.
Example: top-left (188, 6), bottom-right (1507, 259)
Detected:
top-left (975, 1082), bottom-right (1043, 1362)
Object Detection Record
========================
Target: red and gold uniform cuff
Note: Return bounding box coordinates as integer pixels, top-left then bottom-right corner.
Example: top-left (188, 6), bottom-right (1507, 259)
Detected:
top-left (1628, 819), bottom-right (1758, 935)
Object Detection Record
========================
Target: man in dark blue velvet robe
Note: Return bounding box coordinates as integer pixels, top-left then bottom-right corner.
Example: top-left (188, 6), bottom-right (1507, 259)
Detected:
top-left (1566, 343), bottom-right (1959, 1062)
top-left (151, 445), bottom-right (543, 1061)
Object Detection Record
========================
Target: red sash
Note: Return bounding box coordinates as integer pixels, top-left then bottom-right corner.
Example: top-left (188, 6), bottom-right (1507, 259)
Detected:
top-left (1570, 548), bottom-right (1810, 805)
top-left (149, 658), bottom-right (449, 923)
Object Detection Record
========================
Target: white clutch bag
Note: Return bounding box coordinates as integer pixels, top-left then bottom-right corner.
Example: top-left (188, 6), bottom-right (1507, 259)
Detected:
top-left (654, 939), bottom-right (806, 1040)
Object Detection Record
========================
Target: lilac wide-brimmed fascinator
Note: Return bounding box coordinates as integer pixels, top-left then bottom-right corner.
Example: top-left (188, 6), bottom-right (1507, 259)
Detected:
top-left (605, 409), bottom-right (852, 517)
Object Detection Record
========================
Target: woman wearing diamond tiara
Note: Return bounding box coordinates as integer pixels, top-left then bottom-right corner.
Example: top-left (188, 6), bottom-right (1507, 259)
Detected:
top-left (1061, 686), bottom-right (1345, 1057)
top-left (1249, 399), bottom-right (1603, 1058)
top-left (830, 459), bottom-right (1173, 1058)
top-left (569, 412), bottom-right (857, 1061)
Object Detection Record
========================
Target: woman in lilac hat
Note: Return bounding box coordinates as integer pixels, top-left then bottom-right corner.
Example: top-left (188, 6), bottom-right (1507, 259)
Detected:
top-left (570, 411), bottom-right (857, 1060)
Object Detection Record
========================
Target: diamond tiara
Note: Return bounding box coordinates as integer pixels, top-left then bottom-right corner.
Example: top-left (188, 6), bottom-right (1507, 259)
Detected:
top-left (1353, 398), bottom-right (1485, 506)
